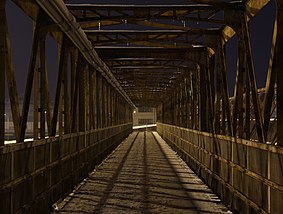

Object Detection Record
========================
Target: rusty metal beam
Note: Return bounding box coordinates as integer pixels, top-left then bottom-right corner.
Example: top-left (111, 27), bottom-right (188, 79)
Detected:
top-left (263, 17), bottom-right (277, 141)
top-left (4, 15), bottom-right (21, 142)
top-left (86, 29), bottom-right (220, 36)
top-left (51, 35), bottom-right (67, 136)
top-left (242, 13), bottom-right (265, 143)
top-left (276, 2), bottom-right (283, 146)
top-left (39, 33), bottom-right (52, 136)
top-left (0, 0), bottom-right (6, 146)
top-left (66, 4), bottom-right (218, 10)
top-left (19, 13), bottom-right (42, 142)
top-left (96, 47), bottom-right (206, 63)
top-left (34, 0), bottom-right (136, 108)
top-left (79, 63), bottom-right (86, 131)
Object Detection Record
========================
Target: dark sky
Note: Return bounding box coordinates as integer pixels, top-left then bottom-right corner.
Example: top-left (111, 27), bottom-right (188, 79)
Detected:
top-left (5, 0), bottom-right (276, 98)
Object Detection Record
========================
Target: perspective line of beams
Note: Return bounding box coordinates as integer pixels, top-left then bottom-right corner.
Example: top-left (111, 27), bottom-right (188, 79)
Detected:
top-left (34, 0), bottom-right (136, 108)
top-left (86, 29), bottom-right (219, 34)
top-left (65, 1), bottom-right (270, 46)
top-left (65, 4), bottom-right (227, 10)
top-left (65, 3), bottom-right (241, 15)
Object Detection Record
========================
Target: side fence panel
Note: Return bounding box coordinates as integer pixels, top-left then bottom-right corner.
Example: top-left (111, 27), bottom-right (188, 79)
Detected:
top-left (0, 123), bottom-right (132, 213)
top-left (157, 123), bottom-right (283, 214)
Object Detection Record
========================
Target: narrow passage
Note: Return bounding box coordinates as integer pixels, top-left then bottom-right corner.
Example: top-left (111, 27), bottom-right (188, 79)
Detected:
top-left (54, 131), bottom-right (232, 214)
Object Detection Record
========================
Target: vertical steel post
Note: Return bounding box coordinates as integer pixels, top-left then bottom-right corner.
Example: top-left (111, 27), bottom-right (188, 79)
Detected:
top-left (89, 67), bottom-right (94, 130)
top-left (38, 25), bottom-right (51, 138)
top-left (0, 0), bottom-right (6, 146)
top-left (93, 69), bottom-right (97, 129)
top-left (96, 73), bottom-right (101, 128)
top-left (20, 12), bottom-right (41, 142)
top-left (192, 68), bottom-right (197, 130)
top-left (242, 13), bottom-right (265, 143)
top-left (199, 64), bottom-right (207, 131)
top-left (276, 2), bottom-right (283, 146)
top-left (33, 50), bottom-right (39, 140)
top-left (215, 51), bottom-right (221, 134)
top-left (245, 66), bottom-right (251, 140)
top-left (63, 48), bottom-right (70, 134)
top-left (262, 18), bottom-right (276, 141)
top-left (232, 41), bottom-right (245, 138)
top-left (51, 35), bottom-right (67, 136)
top-left (79, 62), bottom-right (86, 132)
top-left (71, 51), bottom-right (82, 133)
top-left (220, 39), bottom-right (232, 136)
top-left (4, 14), bottom-right (21, 142)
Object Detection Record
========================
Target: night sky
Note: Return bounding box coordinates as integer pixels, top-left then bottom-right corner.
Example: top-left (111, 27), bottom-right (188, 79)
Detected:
top-left (5, 0), bottom-right (276, 98)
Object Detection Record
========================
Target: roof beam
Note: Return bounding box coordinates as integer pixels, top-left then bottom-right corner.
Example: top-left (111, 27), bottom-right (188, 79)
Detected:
top-left (85, 29), bottom-right (220, 35)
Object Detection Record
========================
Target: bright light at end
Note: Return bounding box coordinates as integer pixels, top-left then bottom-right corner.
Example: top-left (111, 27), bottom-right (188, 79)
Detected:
top-left (133, 111), bottom-right (136, 114)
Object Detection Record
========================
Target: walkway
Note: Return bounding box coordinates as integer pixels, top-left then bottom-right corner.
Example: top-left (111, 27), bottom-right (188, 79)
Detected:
top-left (54, 132), bottom-right (232, 213)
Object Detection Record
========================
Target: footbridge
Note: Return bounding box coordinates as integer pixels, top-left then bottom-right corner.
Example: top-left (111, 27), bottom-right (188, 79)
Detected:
top-left (0, 0), bottom-right (282, 213)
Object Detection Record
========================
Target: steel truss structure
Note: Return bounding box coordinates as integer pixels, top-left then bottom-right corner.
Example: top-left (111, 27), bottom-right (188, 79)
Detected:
top-left (0, 0), bottom-right (281, 143)
top-left (66, 0), bottom-right (280, 144)
top-left (0, 0), bottom-right (282, 213)
top-left (0, 1), bottom-right (280, 142)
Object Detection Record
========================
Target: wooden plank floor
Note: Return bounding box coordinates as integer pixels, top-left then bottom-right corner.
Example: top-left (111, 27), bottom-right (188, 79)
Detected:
top-left (54, 131), bottom-right (232, 214)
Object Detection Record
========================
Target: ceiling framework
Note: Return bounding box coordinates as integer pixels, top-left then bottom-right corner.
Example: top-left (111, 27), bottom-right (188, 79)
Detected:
top-left (11, 0), bottom-right (271, 109)
top-left (62, 1), bottom-right (269, 107)
top-left (65, 3), bottom-right (227, 106)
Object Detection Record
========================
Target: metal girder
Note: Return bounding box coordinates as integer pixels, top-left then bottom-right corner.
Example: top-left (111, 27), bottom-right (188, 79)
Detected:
top-left (107, 59), bottom-right (188, 67)
top-left (19, 13), bottom-right (42, 142)
top-left (66, 4), bottom-right (218, 10)
top-left (0, 0), bottom-right (6, 145)
top-left (66, 4), bottom-right (225, 24)
top-left (3, 0), bottom-right (276, 148)
top-left (34, 0), bottom-right (136, 108)
top-left (276, 1), bottom-right (283, 146)
top-left (87, 29), bottom-right (220, 46)
top-left (111, 66), bottom-right (187, 69)
top-left (85, 29), bottom-right (220, 35)
top-left (96, 47), bottom-right (207, 62)
top-left (115, 73), bottom-right (179, 78)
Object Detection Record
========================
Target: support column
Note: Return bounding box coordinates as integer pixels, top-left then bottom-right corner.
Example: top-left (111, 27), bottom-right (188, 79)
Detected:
top-left (245, 67), bottom-right (251, 140)
top-left (207, 55), bottom-right (215, 133)
top-left (0, 0), bottom-right (6, 145)
top-left (276, 2), bottom-right (283, 146)
top-left (20, 12), bottom-right (42, 142)
top-left (89, 67), bottom-right (94, 130)
top-left (232, 37), bottom-right (245, 138)
top-left (262, 18), bottom-right (276, 141)
top-left (242, 13), bottom-right (265, 143)
top-left (63, 46), bottom-right (70, 134)
top-left (192, 68), bottom-right (198, 130)
top-left (4, 16), bottom-right (21, 142)
top-left (215, 51), bottom-right (221, 134)
top-left (79, 63), bottom-right (86, 132)
top-left (39, 32), bottom-right (52, 137)
top-left (33, 51), bottom-right (39, 140)
top-left (219, 40), bottom-right (232, 136)
top-left (199, 64), bottom-right (207, 132)
top-left (39, 66), bottom-right (46, 138)
top-left (71, 52), bottom-right (81, 133)
top-left (51, 36), bottom-right (67, 136)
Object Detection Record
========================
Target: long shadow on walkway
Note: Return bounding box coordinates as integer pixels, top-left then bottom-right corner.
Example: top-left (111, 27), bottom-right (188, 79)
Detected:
top-left (54, 131), bottom-right (231, 214)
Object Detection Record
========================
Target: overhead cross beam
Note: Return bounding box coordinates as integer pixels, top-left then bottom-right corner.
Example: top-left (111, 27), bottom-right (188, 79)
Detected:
top-left (66, 4), bottom-right (226, 24)
top-left (96, 47), bottom-right (207, 62)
